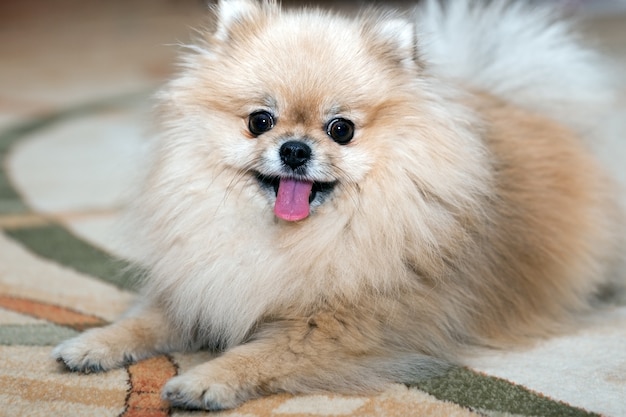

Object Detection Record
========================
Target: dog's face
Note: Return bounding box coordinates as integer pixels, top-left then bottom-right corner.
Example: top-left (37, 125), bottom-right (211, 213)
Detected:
top-left (160, 1), bottom-right (431, 222)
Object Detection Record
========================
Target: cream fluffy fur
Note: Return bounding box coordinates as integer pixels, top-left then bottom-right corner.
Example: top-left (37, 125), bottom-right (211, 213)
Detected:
top-left (53, 0), bottom-right (624, 411)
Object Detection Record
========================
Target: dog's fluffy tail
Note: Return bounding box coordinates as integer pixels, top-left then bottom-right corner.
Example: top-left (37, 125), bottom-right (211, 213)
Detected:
top-left (415, 0), bottom-right (617, 134)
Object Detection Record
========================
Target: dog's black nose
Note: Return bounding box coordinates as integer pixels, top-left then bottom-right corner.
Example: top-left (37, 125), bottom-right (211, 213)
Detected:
top-left (279, 141), bottom-right (311, 170)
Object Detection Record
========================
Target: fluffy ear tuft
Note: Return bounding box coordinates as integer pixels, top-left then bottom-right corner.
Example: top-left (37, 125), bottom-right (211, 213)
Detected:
top-left (214, 0), bottom-right (274, 41)
top-left (364, 14), bottom-right (419, 69)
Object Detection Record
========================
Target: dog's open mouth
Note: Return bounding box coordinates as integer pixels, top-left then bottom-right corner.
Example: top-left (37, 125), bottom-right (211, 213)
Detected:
top-left (255, 174), bottom-right (336, 222)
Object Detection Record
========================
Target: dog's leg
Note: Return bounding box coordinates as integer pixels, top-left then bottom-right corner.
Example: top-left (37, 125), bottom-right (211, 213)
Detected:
top-left (52, 302), bottom-right (176, 372)
top-left (162, 311), bottom-right (445, 410)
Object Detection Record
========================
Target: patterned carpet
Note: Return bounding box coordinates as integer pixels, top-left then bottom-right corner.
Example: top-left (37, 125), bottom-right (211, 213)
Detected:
top-left (1, 1), bottom-right (626, 416)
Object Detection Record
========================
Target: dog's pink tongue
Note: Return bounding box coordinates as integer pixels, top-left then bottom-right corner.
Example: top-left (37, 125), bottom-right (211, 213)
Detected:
top-left (274, 178), bottom-right (313, 222)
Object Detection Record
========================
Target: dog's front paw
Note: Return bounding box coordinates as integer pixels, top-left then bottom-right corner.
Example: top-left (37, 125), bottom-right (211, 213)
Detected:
top-left (51, 329), bottom-right (136, 373)
top-left (162, 370), bottom-right (248, 411)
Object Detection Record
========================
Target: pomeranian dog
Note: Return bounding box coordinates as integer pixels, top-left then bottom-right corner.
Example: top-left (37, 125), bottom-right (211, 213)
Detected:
top-left (53, 0), bottom-right (624, 411)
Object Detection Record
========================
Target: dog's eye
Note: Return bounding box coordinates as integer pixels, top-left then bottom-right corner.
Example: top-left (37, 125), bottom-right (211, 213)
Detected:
top-left (248, 111), bottom-right (275, 136)
top-left (326, 118), bottom-right (355, 145)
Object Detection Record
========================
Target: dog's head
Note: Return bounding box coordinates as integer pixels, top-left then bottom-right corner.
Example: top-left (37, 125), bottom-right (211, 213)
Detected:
top-left (156, 0), bottom-right (489, 223)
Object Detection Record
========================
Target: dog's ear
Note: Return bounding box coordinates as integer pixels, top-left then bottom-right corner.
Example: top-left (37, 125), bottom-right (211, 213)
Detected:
top-left (362, 13), bottom-right (420, 70)
top-left (214, 0), bottom-right (277, 41)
